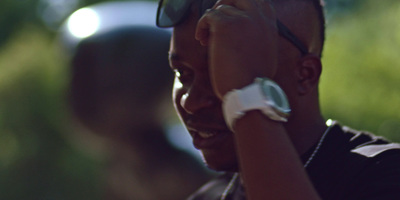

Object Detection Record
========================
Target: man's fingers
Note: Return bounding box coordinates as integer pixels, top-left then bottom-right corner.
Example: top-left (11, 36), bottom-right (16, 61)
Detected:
top-left (259, 0), bottom-right (276, 22)
top-left (212, 0), bottom-right (274, 15)
top-left (215, 4), bottom-right (244, 16)
top-left (195, 5), bottom-right (243, 46)
top-left (212, 0), bottom-right (277, 29)
top-left (195, 10), bottom-right (211, 46)
top-left (213, 0), bottom-right (256, 11)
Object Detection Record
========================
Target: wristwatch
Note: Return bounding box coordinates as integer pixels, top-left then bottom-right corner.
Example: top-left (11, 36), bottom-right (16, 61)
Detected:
top-left (222, 77), bottom-right (291, 131)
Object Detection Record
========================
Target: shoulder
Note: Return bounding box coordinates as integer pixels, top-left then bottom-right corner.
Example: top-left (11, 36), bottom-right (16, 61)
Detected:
top-left (327, 122), bottom-right (400, 158)
top-left (311, 121), bottom-right (400, 199)
top-left (344, 148), bottom-right (400, 199)
top-left (345, 127), bottom-right (400, 199)
top-left (331, 122), bottom-right (400, 176)
top-left (338, 123), bottom-right (400, 167)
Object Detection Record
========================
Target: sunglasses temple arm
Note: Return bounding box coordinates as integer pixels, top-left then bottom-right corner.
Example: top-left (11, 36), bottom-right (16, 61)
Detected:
top-left (276, 20), bottom-right (308, 55)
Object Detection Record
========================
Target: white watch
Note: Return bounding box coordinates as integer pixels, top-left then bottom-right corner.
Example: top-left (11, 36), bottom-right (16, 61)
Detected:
top-left (222, 77), bottom-right (291, 131)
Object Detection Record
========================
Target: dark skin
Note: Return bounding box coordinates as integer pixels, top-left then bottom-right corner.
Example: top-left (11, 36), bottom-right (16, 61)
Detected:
top-left (170, 0), bottom-right (326, 199)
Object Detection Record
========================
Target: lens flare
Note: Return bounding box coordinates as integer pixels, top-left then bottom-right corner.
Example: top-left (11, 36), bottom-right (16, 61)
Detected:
top-left (67, 8), bottom-right (100, 39)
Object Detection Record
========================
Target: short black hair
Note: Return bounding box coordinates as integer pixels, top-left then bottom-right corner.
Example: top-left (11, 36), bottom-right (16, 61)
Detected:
top-left (275, 0), bottom-right (326, 55)
top-left (312, 0), bottom-right (326, 55)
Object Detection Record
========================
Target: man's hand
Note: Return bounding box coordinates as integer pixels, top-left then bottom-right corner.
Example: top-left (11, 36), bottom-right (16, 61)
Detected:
top-left (195, 0), bottom-right (279, 99)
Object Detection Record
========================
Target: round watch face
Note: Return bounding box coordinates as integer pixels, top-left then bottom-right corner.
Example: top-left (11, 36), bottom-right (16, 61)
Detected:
top-left (260, 78), bottom-right (291, 114)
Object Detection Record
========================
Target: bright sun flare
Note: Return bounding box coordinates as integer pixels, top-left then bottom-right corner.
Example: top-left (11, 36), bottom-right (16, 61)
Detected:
top-left (67, 8), bottom-right (100, 39)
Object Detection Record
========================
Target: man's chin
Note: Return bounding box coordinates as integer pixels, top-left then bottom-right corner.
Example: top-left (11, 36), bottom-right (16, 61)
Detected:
top-left (200, 151), bottom-right (239, 172)
top-left (206, 164), bottom-right (239, 172)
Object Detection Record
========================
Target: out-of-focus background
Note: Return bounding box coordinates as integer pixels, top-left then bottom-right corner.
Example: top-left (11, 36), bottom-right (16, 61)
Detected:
top-left (0, 0), bottom-right (399, 199)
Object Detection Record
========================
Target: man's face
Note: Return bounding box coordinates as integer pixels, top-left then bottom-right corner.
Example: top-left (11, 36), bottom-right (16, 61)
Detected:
top-left (167, 0), bottom-right (310, 171)
top-left (169, 5), bottom-right (239, 171)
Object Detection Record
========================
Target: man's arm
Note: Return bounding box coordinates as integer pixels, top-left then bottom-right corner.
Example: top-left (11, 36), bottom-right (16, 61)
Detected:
top-left (233, 111), bottom-right (320, 199)
top-left (196, 0), bottom-right (321, 199)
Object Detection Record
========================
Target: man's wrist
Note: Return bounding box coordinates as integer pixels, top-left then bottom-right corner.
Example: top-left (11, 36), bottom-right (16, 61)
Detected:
top-left (222, 77), bottom-right (291, 131)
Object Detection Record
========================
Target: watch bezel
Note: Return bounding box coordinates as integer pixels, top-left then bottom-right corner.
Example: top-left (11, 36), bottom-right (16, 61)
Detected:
top-left (256, 78), bottom-right (291, 116)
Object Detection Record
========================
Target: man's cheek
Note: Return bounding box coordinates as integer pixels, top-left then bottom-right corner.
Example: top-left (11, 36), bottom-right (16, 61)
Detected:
top-left (172, 87), bottom-right (185, 113)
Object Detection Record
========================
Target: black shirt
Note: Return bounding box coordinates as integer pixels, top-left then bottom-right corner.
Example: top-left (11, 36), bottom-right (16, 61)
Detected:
top-left (188, 121), bottom-right (400, 200)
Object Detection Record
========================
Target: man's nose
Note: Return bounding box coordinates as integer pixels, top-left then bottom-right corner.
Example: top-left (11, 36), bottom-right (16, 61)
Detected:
top-left (180, 83), bottom-right (218, 114)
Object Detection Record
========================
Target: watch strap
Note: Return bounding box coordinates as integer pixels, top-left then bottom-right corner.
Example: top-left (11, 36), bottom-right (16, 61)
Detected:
top-left (223, 78), bottom-right (289, 131)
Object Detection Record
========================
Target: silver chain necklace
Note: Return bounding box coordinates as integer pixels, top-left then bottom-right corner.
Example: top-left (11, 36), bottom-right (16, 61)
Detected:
top-left (220, 125), bottom-right (332, 200)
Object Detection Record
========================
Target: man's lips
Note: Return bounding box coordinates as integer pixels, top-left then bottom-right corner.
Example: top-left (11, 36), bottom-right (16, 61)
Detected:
top-left (187, 125), bottom-right (232, 149)
top-left (197, 131), bottom-right (218, 139)
top-left (189, 129), bottom-right (224, 139)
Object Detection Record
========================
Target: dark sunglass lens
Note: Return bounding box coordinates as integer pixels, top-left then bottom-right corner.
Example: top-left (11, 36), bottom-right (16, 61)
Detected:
top-left (157, 0), bottom-right (191, 27)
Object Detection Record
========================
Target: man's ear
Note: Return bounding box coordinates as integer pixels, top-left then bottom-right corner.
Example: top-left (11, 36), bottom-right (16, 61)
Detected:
top-left (295, 54), bottom-right (322, 95)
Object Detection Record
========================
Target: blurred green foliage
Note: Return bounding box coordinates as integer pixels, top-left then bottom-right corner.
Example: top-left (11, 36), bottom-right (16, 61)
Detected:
top-left (0, 0), bottom-right (399, 199)
top-left (0, 26), bottom-right (104, 199)
top-left (320, 0), bottom-right (400, 141)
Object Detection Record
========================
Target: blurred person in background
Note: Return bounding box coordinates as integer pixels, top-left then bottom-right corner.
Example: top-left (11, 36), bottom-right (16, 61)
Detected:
top-left (63, 1), bottom-right (212, 200)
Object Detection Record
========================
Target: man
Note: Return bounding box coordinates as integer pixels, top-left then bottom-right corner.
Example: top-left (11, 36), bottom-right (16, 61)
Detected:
top-left (156, 0), bottom-right (400, 199)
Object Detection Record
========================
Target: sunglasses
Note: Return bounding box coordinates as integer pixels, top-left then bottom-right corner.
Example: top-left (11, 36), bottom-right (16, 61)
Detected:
top-left (156, 0), bottom-right (308, 55)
